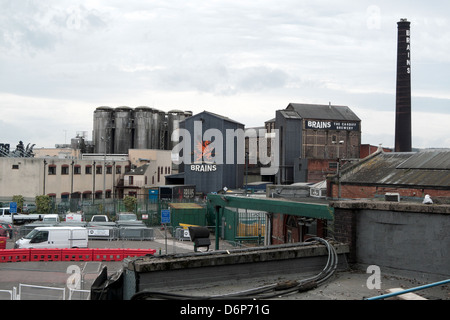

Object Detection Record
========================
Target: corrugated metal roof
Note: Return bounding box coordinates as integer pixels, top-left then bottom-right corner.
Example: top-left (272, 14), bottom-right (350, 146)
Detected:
top-left (286, 103), bottom-right (361, 121)
top-left (397, 151), bottom-right (450, 169)
top-left (280, 110), bottom-right (302, 119)
top-left (340, 151), bottom-right (450, 188)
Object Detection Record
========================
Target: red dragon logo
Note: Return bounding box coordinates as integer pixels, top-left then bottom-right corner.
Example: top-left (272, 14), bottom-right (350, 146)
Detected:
top-left (195, 140), bottom-right (213, 163)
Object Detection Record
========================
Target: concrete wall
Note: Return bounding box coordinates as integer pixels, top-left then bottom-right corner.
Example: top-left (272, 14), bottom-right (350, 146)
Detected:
top-left (331, 200), bottom-right (450, 280)
top-left (122, 242), bottom-right (349, 299)
top-left (0, 157), bottom-right (129, 200)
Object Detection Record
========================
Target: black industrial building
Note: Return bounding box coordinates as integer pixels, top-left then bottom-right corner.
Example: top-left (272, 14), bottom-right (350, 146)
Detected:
top-left (275, 103), bottom-right (361, 184)
top-left (172, 111), bottom-right (245, 194)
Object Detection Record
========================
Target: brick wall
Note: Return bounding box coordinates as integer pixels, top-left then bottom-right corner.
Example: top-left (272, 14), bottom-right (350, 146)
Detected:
top-left (271, 213), bottom-right (285, 245)
top-left (328, 183), bottom-right (450, 200)
top-left (332, 208), bottom-right (357, 262)
top-left (270, 213), bottom-right (328, 245)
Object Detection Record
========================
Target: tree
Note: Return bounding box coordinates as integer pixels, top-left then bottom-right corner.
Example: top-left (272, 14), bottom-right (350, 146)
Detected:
top-left (35, 195), bottom-right (52, 214)
top-left (123, 195), bottom-right (137, 213)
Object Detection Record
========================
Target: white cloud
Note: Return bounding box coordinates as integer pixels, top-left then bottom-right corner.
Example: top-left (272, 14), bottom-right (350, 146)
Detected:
top-left (0, 0), bottom-right (449, 149)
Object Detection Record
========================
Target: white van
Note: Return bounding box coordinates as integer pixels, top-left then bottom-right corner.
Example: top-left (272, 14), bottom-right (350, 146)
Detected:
top-left (0, 207), bottom-right (12, 223)
top-left (15, 227), bottom-right (88, 249)
top-left (42, 214), bottom-right (60, 223)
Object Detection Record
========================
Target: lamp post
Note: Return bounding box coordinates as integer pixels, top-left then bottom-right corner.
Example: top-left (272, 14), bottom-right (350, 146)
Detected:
top-left (101, 136), bottom-right (110, 214)
top-left (332, 140), bottom-right (344, 199)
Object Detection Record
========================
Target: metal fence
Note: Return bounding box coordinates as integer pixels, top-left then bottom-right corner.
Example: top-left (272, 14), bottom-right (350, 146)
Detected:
top-left (0, 284), bottom-right (91, 300)
top-left (3, 195), bottom-right (267, 246)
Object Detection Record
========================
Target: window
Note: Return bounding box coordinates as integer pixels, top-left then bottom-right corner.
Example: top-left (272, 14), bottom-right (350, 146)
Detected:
top-left (12, 164), bottom-right (19, 169)
top-left (129, 176), bottom-right (134, 185)
top-left (96, 165), bottom-right (102, 174)
top-left (85, 166), bottom-right (92, 174)
top-left (106, 166), bottom-right (112, 174)
top-left (74, 165), bottom-right (81, 175)
top-left (48, 165), bottom-right (56, 175)
top-left (82, 192), bottom-right (92, 200)
top-left (61, 165), bottom-right (69, 175)
top-left (116, 166), bottom-right (121, 174)
top-left (30, 231), bottom-right (49, 244)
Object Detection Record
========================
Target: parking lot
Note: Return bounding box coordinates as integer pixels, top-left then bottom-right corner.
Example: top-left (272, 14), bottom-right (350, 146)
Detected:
top-left (0, 225), bottom-right (448, 300)
top-left (0, 225), bottom-right (200, 299)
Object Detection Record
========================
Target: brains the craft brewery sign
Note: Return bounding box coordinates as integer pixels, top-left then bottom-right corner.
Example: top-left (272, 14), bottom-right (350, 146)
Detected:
top-left (305, 120), bottom-right (359, 131)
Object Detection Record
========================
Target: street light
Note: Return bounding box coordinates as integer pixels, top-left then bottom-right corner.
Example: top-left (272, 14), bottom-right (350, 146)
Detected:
top-left (332, 140), bottom-right (344, 199)
top-left (101, 136), bottom-right (110, 214)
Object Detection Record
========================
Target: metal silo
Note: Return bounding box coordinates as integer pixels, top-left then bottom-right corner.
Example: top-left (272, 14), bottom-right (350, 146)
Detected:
top-left (168, 109), bottom-right (191, 149)
top-left (150, 109), bottom-right (167, 149)
top-left (134, 106), bottom-right (154, 149)
top-left (93, 106), bottom-right (114, 154)
top-left (114, 106), bottom-right (133, 154)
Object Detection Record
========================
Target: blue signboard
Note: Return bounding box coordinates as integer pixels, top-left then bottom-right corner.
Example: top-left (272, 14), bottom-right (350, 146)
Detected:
top-left (161, 209), bottom-right (170, 224)
top-left (9, 202), bottom-right (17, 214)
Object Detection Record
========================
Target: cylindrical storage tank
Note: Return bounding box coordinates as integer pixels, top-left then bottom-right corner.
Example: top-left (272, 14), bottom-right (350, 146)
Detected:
top-left (134, 106), bottom-right (154, 149)
top-left (114, 106), bottom-right (133, 154)
top-left (151, 109), bottom-right (167, 150)
top-left (168, 109), bottom-right (189, 150)
top-left (93, 106), bottom-right (114, 154)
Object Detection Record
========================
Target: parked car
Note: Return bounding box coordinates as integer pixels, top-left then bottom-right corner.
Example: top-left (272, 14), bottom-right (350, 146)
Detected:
top-left (42, 214), bottom-right (60, 223)
top-left (116, 212), bottom-right (144, 226)
top-left (65, 212), bottom-right (83, 222)
top-left (0, 222), bottom-right (13, 238)
top-left (0, 207), bottom-right (41, 224)
top-left (22, 203), bottom-right (37, 213)
top-left (15, 226), bottom-right (88, 249)
top-left (91, 215), bottom-right (109, 222)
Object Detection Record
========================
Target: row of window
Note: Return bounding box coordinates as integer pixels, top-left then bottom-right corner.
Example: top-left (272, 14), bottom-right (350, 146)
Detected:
top-left (12, 164), bottom-right (172, 176)
top-left (46, 164), bottom-right (128, 176)
top-left (53, 190), bottom-right (113, 199)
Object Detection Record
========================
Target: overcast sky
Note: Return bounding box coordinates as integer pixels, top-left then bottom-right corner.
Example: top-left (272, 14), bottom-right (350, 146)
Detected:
top-left (1, 0), bottom-right (449, 150)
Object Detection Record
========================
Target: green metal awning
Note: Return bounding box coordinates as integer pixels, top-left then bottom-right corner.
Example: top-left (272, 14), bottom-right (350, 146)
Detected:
top-left (207, 194), bottom-right (334, 220)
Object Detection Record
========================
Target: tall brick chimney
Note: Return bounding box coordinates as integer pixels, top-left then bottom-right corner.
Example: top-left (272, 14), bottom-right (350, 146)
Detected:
top-left (395, 19), bottom-right (412, 152)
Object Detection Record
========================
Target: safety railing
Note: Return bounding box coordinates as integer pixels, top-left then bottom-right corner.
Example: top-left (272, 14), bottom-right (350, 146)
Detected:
top-left (18, 284), bottom-right (66, 300)
top-left (365, 279), bottom-right (450, 300)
